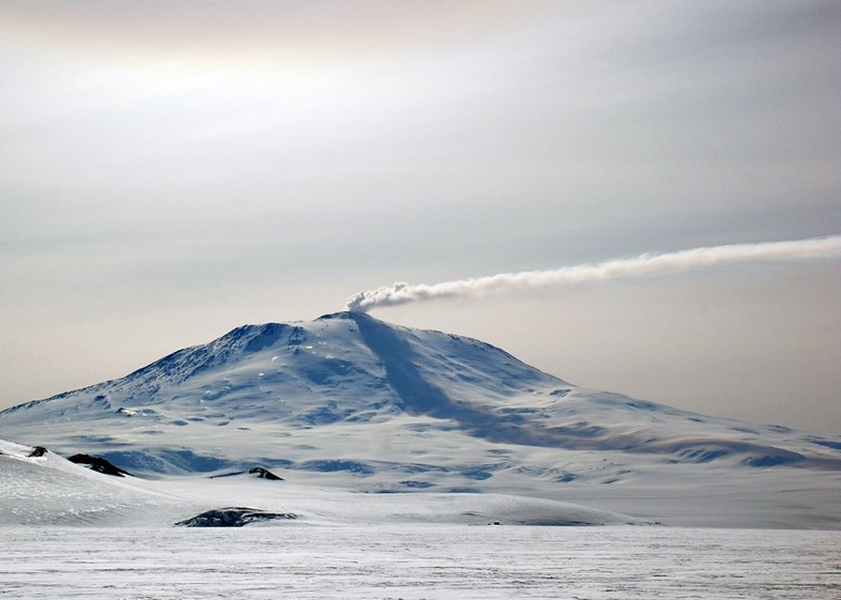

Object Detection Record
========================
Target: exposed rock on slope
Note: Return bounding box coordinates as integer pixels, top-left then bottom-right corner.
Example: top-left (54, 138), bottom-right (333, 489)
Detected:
top-left (68, 454), bottom-right (133, 477)
top-left (174, 507), bottom-right (298, 527)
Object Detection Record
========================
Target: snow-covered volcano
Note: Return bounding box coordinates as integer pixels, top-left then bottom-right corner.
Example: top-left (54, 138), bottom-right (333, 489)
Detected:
top-left (1, 311), bottom-right (839, 527)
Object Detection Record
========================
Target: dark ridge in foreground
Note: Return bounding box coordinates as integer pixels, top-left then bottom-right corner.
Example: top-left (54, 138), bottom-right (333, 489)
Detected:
top-left (175, 507), bottom-right (298, 527)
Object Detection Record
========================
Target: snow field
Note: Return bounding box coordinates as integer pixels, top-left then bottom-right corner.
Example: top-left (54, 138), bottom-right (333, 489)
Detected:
top-left (1, 525), bottom-right (838, 600)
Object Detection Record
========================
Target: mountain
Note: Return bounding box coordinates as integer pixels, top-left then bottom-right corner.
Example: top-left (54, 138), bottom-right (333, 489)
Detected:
top-left (1, 311), bottom-right (840, 528)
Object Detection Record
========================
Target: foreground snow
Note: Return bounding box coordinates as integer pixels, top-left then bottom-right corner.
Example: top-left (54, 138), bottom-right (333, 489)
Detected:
top-left (1, 525), bottom-right (838, 600)
top-left (2, 438), bottom-right (837, 599)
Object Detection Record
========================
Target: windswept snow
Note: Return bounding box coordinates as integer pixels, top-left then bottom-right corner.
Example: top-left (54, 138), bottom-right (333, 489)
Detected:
top-left (1, 525), bottom-right (839, 600)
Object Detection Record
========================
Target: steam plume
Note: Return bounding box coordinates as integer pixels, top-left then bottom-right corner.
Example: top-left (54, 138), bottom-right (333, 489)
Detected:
top-left (346, 235), bottom-right (841, 313)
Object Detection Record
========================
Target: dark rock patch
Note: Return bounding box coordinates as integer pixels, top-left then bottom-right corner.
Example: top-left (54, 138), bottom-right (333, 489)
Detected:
top-left (68, 454), bottom-right (133, 477)
top-left (209, 466), bottom-right (284, 480)
top-left (249, 466), bottom-right (283, 480)
top-left (175, 507), bottom-right (298, 527)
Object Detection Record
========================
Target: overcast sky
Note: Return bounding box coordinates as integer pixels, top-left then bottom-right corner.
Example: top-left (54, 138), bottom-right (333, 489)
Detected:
top-left (1, 1), bottom-right (839, 434)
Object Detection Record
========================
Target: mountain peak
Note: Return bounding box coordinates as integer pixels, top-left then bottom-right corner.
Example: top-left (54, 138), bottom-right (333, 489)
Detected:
top-left (0, 312), bottom-right (564, 437)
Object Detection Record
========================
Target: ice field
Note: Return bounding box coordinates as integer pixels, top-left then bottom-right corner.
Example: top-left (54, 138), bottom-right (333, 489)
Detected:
top-left (1, 525), bottom-right (839, 600)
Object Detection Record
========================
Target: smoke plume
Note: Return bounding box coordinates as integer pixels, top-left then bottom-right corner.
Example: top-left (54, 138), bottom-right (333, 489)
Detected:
top-left (346, 235), bottom-right (841, 313)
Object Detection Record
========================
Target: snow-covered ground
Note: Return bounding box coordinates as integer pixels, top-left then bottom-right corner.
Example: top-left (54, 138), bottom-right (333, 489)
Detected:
top-left (1, 424), bottom-right (839, 598)
top-left (1, 525), bottom-right (838, 600)
top-left (0, 439), bottom-right (641, 528)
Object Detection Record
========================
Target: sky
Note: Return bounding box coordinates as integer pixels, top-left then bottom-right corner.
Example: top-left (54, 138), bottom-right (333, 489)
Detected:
top-left (1, 0), bottom-right (839, 434)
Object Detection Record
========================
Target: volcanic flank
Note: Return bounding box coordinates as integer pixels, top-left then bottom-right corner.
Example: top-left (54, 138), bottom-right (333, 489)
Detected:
top-left (1, 312), bottom-right (839, 528)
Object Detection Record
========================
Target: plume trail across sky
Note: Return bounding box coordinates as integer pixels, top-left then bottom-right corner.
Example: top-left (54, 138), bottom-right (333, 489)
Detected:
top-left (347, 235), bottom-right (841, 313)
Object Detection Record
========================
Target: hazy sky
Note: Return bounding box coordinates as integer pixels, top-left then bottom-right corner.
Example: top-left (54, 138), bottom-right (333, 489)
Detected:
top-left (1, 1), bottom-right (839, 434)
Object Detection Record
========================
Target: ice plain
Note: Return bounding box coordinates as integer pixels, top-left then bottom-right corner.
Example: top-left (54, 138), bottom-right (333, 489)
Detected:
top-left (2, 525), bottom-right (839, 600)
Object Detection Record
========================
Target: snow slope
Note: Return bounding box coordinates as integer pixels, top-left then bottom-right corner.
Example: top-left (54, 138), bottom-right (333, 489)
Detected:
top-left (0, 439), bottom-right (192, 526)
top-left (1, 311), bottom-right (839, 528)
top-left (0, 439), bottom-right (638, 527)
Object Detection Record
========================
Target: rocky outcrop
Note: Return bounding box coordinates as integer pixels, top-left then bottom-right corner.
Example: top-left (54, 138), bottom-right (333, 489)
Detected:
top-left (248, 466), bottom-right (283, 480)
top-left (174, 507), bottom-right (298, 527)
top-left (68, 454), bottom-right (133, 477)
top-left (209, 466), bottom-right (284, 480)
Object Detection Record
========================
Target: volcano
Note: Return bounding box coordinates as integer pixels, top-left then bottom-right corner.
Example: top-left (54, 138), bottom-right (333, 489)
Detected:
top-left (1, 311), bottom-right (839, 527)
